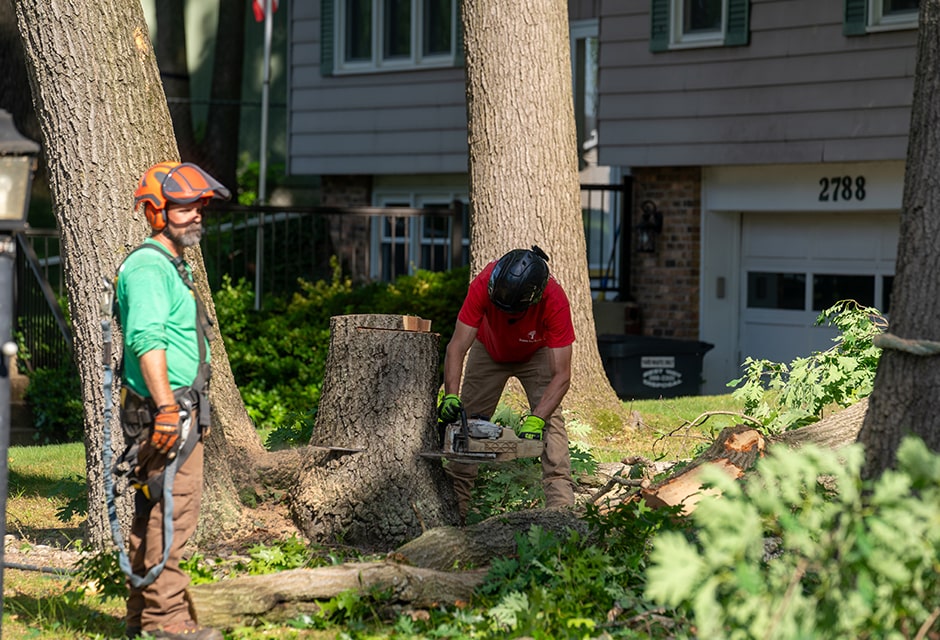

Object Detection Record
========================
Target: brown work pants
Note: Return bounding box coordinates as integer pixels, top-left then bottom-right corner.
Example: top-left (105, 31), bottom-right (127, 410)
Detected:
top-left (446, 342), bottom-right (575, 520)
top-left (126, 439), bottom-right (204, 633)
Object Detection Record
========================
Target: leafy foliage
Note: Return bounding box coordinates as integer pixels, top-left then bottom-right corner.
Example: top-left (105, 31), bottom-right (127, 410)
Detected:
top-left (23, 362), bottom-right (84, 443)
top-left (729, 300), bottom-right (885, 433)
top-left (646, 437), bottom-right (940, 639)
top-left (213, 260), bottom-right (469, 436)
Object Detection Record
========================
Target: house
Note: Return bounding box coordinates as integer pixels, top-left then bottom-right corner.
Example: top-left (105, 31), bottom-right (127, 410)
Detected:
top-left (287, 0), bottom-right (617, 282)
top-left (597, 0), bottom-right (915, 391)
top-left (286, 0), bottom-right (918, 394)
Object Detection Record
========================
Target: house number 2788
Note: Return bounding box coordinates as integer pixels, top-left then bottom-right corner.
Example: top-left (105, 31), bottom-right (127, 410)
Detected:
top-left (818, 176), bottom-right (866, 202)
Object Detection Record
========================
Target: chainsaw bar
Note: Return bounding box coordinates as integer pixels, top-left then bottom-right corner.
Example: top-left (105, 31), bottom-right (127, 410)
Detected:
top-left (418, 451), bottom-right (497, 464)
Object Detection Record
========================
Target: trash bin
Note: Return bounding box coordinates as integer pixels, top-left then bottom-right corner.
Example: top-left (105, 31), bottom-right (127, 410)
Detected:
top-left (597, 334), bottom-right (714, 400)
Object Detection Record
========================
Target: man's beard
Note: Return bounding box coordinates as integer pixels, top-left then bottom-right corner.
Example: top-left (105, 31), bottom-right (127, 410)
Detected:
top-left (165, 223), bottom-right (203, 248)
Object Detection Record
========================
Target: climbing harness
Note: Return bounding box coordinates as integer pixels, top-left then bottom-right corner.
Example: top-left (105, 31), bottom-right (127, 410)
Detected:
top-left (101, 243), bottom-right (212, 588)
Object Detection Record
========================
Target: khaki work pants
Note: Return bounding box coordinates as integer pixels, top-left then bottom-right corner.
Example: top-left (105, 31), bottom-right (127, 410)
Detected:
top-left (446, 342), bottom-right (575, 520)
top-left (126, 439), bottom-right (204, 632)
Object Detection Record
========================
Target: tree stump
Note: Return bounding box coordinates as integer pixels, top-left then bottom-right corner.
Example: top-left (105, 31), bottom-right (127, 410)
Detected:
top-left (288, 314), bottom-right (458, 548)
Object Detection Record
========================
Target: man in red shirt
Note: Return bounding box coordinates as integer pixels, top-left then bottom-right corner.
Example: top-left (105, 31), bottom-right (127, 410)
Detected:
top-left (438, 246), bottom-right (576, 522)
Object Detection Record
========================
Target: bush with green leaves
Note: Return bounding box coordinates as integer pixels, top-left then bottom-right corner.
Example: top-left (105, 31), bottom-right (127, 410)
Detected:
top-left (729, 299), bottom-right (885, 434)
top-left (23, 363), bottom-right (84, 443)
top-left (646, 436), bottom-right (940, 639)
top-left (212, 259), bottom-right (470, 436)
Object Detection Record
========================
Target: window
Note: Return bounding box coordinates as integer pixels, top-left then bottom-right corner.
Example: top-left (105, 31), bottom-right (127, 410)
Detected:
top-left (650, 0), bottom-right (750, 52)
top-left (371, 192), bottom-right (469, 281)
top-left (323, 0), bottom-right (460, 75)
top-left (844, 0), bottom-right (919, 35)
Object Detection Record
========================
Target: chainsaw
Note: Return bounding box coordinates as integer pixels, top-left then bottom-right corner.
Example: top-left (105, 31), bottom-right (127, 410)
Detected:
top-left (420, 410), bottom-right (544, 464)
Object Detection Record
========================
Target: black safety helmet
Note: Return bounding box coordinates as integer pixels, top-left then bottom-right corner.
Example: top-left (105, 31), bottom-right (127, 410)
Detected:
top-left (487, 245), bottom-right (550, 313)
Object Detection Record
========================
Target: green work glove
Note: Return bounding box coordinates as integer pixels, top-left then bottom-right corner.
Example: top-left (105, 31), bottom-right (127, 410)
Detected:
top-left (515, 415), bottom-right (545, 441)
top-left (438, 393), bottom-right (463, 423)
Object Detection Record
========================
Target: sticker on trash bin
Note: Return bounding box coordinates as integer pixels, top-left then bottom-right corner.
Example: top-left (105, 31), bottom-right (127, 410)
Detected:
top-left (641, 356), bottom-right (682, 388)
top-left (641, 356), bottom-right (675, 368)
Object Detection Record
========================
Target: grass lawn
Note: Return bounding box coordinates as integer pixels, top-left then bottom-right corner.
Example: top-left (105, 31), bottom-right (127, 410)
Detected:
top-left (2, 393), bottom-right (744, 639)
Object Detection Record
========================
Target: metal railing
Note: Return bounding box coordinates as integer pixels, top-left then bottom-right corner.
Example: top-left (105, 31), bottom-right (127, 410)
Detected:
top-left (200, 201), bottom-right (466, 307)
top-left (13, 230), bottom-right (72, 372)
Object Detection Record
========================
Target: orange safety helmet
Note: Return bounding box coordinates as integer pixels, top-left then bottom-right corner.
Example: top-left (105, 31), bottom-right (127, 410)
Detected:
top-left (134, 162), bottom-right (231, 231)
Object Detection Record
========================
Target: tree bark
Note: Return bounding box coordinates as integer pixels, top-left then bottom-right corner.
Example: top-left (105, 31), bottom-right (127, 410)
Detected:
top-left (11, 0), bottom-right (260, 549)
top-left (858, 1), bottom-right (940, 479)
top-left (462, 0), bottom-right (622, 422)
top-left (189, 562), bottom-right (489, 629)
top-left (288, 314), bottom-right (459, 548)
top-left (188, 508), bottom-right (586, 628)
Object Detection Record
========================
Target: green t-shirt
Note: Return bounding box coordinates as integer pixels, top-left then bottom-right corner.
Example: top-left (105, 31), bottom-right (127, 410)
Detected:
top-left (115, 239), bottom-right (209, 397)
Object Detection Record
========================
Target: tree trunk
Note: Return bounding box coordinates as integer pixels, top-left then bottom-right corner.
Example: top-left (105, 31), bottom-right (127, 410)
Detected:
top-left (858, 1), bottom-right (940, 479)
top-left (189, 562), bottom-right (489, 629)
top-left (12, 0), bottom-right (261, 549)
top-left (462, 0), bottom-right (622, 422)
top-left (289, 314), bottom-right (458, 548)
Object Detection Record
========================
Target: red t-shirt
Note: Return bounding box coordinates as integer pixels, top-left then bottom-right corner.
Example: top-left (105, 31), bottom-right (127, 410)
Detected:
top-left (457, 261), bottom-right (576, 363)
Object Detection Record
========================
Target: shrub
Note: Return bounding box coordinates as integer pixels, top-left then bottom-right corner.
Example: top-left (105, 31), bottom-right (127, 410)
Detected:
top-left (212, 260), bottom-right (470, 435)
top-left (24, 363), bottom-right (84, 443)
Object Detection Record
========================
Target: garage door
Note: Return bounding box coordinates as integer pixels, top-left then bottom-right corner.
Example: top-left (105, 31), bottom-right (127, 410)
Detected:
top-left (740, 211), bottom-right (898, 365)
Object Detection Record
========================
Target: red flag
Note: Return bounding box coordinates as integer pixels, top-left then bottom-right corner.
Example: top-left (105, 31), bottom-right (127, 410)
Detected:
top-left (252, 0), bottom-right (278, 22)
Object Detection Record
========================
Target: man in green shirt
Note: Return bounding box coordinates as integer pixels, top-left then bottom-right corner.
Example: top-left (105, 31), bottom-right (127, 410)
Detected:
top-left (117, 161), bottom-right (228, 640)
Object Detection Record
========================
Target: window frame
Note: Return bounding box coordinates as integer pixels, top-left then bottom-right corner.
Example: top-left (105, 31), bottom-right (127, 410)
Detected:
top-left (844, 0), bottom-right (919, 35)
top-left (650, 0), bottom-right (749, 53)
top-left (370, 191), bottom-right (469, 281)
top-left (330, 0), bottom-right (460, 75)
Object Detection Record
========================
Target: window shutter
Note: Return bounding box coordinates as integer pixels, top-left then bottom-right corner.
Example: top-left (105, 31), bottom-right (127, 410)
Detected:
top-left (650, 0), bottom-right (670, 52)
top-left (321, 0), bottom-right (334, 76)
top-left (844, 0), bottom-right (868, 36)
top-left (724, 0), bottom-right (750, 46)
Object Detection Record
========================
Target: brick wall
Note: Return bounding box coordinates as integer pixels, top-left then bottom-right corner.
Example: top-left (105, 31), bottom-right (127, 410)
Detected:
top-left (629, 167), bottom-right (701, 340)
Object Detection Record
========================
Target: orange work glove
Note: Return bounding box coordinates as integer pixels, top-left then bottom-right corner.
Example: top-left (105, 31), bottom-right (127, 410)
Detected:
top-left (151, 404), bottom-right (181, 454)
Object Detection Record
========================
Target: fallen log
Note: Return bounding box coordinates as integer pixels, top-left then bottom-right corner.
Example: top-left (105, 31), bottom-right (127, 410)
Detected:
top-left (189, 561), bottom-right (488, 629)
top-left (770, 397), bottom-right (868, 450)
top-left (635, 424), bottom-right (765, 515)
top-left (395, 507), bottom-right (587, 570)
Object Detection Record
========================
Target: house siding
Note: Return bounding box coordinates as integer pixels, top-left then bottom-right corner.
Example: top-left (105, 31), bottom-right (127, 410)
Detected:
top-left (289, 2), bottom-right (468, 176)
top-left (597, 0), bottom-right (918, 168)
top-left (289, 0), bottom-right (601, 177)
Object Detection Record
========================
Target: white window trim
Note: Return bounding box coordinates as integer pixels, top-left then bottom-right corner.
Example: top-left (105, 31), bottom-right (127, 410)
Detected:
top-left (334, 0), bottom-right (458, 75)
top-left (669, 0), bottom-right (728, 49)
top-left (867, 0), bottom-right (919, 32)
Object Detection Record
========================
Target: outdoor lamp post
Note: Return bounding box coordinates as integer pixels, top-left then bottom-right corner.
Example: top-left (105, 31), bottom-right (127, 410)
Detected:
top-left (0, 108), bottom-right (40, 636)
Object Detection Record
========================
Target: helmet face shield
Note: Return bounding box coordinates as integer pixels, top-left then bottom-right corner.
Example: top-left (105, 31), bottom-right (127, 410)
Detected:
top-left (161, 163), bottom-right (231, 205)
top-left (488, 248), bottom-right (550, 313)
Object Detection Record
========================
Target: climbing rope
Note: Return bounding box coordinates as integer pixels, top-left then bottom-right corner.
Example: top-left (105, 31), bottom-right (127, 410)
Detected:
top-left (873, 332), bottom-right (940, 357)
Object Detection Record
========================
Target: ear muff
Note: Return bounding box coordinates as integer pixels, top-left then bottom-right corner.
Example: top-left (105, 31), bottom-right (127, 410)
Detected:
top-left (143, 202), bottom-right (168, 232)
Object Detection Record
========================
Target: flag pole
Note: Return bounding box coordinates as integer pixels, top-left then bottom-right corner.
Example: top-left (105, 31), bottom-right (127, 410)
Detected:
top-left (254, 0), bottom-right (273, 310)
